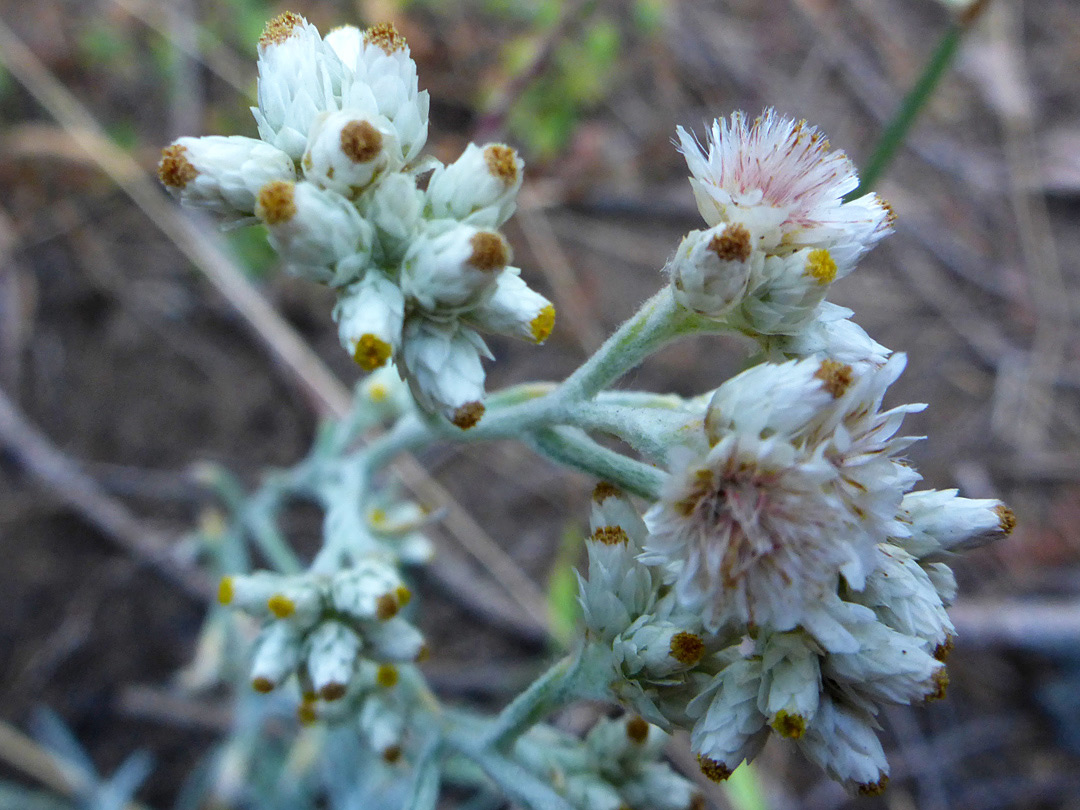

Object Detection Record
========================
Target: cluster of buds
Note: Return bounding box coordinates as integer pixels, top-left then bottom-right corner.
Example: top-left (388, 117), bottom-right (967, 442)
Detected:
top-left (578, 354), bottom-right (1015, 794)
top-left (159, 13), bottom-right (555, 428)
top-left (218, 554), bottom-right (425, 758)
top-left (514, 717), bottom-right (703, 810)
top-left (668, 110), bottom-right (893, 348)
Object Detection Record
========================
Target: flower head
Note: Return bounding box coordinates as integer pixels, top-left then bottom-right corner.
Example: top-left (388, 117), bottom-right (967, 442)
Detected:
top-left (676, 110), bottom-right (892, 262)
top-left (643, 356), bottom-right (921, 638)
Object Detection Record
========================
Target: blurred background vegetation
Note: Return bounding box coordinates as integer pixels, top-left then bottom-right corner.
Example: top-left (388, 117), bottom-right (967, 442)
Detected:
top-left (1, 0), bottom-right (1080, 808)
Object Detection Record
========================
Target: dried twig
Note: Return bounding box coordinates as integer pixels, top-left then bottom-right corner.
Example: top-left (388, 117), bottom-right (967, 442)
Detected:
top-left (516, 189), bottom-right (606, 354)
top-left (980, 4), bottom-right (1070, 451)
top-left (109, 0), bottom-right (251, 95)
top-left (949, 597), bottom-right (1080, 649)
top-left (0, 719), bottom-right (153, 810)
top-left (0, 385), bottom-right (211, 599)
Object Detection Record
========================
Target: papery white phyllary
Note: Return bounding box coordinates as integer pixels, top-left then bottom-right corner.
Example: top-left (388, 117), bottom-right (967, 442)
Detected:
top-left (426, 143), bottom-right (525, 228)
top-left (676, 110), bottom-right (893, 261)
top-left (668, 224), bottom-right (758, 318)
top-left (255, 180), bottom-right (373, 286)
top-left (303, 110), bottom-right (402, 196)
top-left (334, 272), bottom-right (405, 371)
top-left (463, 268), bottom-right (556, 345)
top-left (252, 13), bottom-right (346, 161)
top-left (158, 136), bottom-right (296, 224)
top-left (400, 224), bottom-right (511, 311)
top-left (335, 23), bottom-right (429, 165)
top-left (643, 356), bottom-right (922, 640)
top-left (398, 318), bottom-right (492, 428)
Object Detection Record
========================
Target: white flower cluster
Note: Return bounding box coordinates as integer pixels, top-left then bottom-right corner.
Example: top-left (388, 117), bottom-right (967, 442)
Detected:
top-left (578, 357), bottom-right (1015, 794)
top-left (219, 555), bottom-right (425, 758)
top-left (159, 13), bottom-right (555, 429)
top-left (514, 717), bottom-right (703, 810)
top-left (669, 110), bottom-right (893, 359)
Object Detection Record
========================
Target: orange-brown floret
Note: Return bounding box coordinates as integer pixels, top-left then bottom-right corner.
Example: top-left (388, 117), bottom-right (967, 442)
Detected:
top-left (669, 632), bottom-right (705, 666)
top-left (257, 181), bottom-right (297, 225)
top-left (484, 144), bottom-right (519, 184)
top-left (592, 525), bottom-right (629, 545)
top-left (814, 359), bottom-right (854, 398)
top-left (468, 232), bottom-right (510, 272)
top-left (260, 11), bottom-right (305, 47)
top-left (340, 120), bottom-right (383, 163)
top-left (709, 223), bottom-right (752, 262)
top-left (451, 402), bottom-right (485, 430)
top-left (158, 144), bottom-right (197, 189)
top-left (365, 22), bottom-right (406, 54)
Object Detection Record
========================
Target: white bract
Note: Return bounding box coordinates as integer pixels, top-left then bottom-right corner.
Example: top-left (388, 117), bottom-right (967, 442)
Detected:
top-left (252, 12), bottom-right (344, 160)
top-left (426, 142), bottom-right (525, 227)
top-left (334, 272), bottom-right (405, 371)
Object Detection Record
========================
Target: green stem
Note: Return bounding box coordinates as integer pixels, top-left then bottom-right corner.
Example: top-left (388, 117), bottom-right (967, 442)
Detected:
top-left (558, 287), bottom-right (700, 401)
top-left (482, 653), bottom-right (579, 750)
top-left (529, 427), bottom-right (666, 499)
top-left (564, 400), bottom-right (697, 465)
top-left (850, 18), bottom-right (971, 197)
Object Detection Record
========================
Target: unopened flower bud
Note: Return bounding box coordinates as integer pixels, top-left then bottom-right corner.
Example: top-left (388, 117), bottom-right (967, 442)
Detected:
top-left (257, 181), bottom-right (373, 287)
top-left (252, 12), bottom-right (345, 160)
top-left (158, 136), bottom-right (295, 224)
top-left (303, 110), bottom-right (401, 196)
top-left (899, 489), bottom-right (1015, 557)
top-left (464, 268), bottom-right (555, 343)
top-left (339, 23), bottom-right (429, 165)
top-left (264, 580), bottom-right (323, 628)
top-left (734, 249), bottom-right (836, 336)
top-left (669, 224), bottom-right (756, 318)
top-left (358, 694), bottom-right (406, 761)
top-left (306, 621), bottom-right (362, 701)
top-left (426, 142), bottom-right (524, 227)
top-left (757, 633), bottom-right (821, 738)
top-left (219, 572), bottom-right (287, 616)
top-left (797, 698), bottom-right (889, 795)
top-left (401, 224), bottom-right (511, 310)
top-left (399, 319), bottom-right (491, 427)
top-left (330, 560), bottom-right (406, 622)
top-left (689, 658), bottom-right (768, 777)
top-left (616, 620), bottom-right (706, 678)
top-left (334, 272), bottom-right (405, 370)
top-left (249, 621), bottom-right (304, 692)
